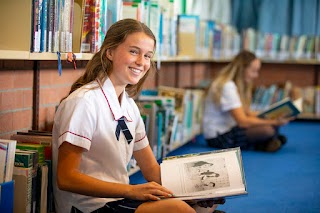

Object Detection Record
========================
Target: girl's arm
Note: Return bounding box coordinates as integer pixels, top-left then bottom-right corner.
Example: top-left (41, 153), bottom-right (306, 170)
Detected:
top-left (230, 107), bottom-right (290, 128)
top-left (57, 142), bottom-right (172, 200)
top-left (133, 145), bottom-right (161, 184)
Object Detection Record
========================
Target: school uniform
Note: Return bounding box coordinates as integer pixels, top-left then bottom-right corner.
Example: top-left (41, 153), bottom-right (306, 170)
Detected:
top-left (202, 81), bottom-right (249, 149)
top-left (52, 78), bottom-right (149, 213)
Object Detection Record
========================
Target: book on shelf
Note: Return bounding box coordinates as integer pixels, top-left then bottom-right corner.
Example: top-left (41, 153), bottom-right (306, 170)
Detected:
top-left (37, 163), bottom-right (48, 213)
top-left (177, 14), bottom-right (200, 57)
top-left (11, 131), bottom-right (52, 161)
top-left (13, 166), bottom-right (33, 213)
top-left (0, 139), bottom-right (17, 184)
top-left (160, 147), bottom-right (247, 201)
top-left (258, 97), bottom-right (301, 119)
top-left (15, 149), bottom-right (39, 213)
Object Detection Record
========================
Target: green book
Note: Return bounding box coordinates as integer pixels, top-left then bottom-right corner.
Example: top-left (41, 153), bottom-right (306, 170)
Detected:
top-left (16, 144), bottom-right (45, 165)
top-left (14, 151), bottom-right (33, 168)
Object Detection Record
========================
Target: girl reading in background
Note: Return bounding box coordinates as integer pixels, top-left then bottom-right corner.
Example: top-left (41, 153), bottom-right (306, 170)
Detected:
top-left (203, 50), bottom-right (292, 152)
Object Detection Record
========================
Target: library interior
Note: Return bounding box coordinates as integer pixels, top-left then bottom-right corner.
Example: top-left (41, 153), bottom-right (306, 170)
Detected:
top-left (0, 0), bottom-right (319, 213)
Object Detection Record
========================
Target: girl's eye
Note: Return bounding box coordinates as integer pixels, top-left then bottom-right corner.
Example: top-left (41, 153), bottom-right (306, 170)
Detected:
top-left (144, 54), bottom-right (152, 59)
top-left (130, 50), bottom-right (139, 55)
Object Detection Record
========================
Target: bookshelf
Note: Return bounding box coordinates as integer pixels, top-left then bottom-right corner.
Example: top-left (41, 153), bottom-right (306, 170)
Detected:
top-left (0, 0), bottom-right (83, 60)
top-left (0, 0), bottom-right (319, 126)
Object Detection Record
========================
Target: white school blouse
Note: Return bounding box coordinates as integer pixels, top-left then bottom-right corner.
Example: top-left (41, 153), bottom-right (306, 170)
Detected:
top-left (52, 78), bottom-right (149, 213)
top-left (202, 81), bottom-right (242, 139)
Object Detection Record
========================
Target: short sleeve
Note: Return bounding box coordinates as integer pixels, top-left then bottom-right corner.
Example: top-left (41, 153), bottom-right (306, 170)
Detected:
top-left (220, 81), bottom-right (242, 112)
top-left (130, 101), bottom-right (149, 151)
top-left (55, 96), bottom-right (96, 151)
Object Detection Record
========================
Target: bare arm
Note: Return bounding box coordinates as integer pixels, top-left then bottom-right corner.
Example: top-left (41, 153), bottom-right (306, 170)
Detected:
top-left (57, 142), bottom-right (172, 200)
top-left (230, 107), bottom-right (290, 128)
top-left (133, 145), bottom-right (161, 184)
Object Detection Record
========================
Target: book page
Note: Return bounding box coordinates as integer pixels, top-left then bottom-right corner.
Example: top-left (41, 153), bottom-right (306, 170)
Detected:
top-left (161, 149), bottom-right (245, 199)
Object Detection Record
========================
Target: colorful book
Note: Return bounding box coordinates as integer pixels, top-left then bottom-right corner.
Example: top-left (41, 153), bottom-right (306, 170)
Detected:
top-left (11, 133), bottom-right (52, 160)
top-left (258, 97), bottom-right (301, 119)
top-left (15, 143), bottom-right (45, 165)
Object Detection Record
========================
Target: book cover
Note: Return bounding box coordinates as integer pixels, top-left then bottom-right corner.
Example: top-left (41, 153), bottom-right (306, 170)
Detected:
top-left (0, 139), bottom-right (17, 184)
top-left (177, 14), bottom-right (200, 57)
top-left (258, 97), bottom-right (301, 119)
top-left (15, 143), bottom-right (45, 165)
top-left (160, 147), bottom-right (247, 201)
top-left (13, 167), bottom-right (33, 213)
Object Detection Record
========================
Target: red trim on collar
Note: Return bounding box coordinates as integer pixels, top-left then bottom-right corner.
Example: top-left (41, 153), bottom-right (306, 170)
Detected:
top-left (96, 79), bottom-right (133, 122)
top-left (96, 79), bottom-right (116, 120)
top-left (59, 131), bottom-right (92, 142)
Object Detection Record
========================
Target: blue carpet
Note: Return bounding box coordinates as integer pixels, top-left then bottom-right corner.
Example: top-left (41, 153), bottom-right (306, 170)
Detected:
top-left (130, 121), bottom-right (320, 213)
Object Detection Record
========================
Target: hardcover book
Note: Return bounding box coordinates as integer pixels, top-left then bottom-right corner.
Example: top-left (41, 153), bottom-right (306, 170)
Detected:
top-left (258, 97), bottom-right (301, 119)
top-left (160, 147), bottom-right (247, 201)
top-left (0, 139), bottom-right (17, 184)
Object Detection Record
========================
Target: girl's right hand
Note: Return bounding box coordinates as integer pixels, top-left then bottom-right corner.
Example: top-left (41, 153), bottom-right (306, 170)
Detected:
top-left (126, 181), bottom-right (174, 201)
top-left (274, 116), bottom-right (294, 126)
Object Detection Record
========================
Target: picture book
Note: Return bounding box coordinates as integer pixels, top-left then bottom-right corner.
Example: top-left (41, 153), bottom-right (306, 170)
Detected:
top-left (258, 97), bottom-right (301, 119)
top-left (160, 147), bottom-right (247, 201)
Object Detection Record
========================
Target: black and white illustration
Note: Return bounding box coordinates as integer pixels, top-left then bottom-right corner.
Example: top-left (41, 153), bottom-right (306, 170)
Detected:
top-left (183, 157), bottom-right (230, 193)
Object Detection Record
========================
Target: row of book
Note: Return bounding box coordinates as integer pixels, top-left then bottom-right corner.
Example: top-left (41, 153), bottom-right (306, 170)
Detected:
top-left (0, 131), bottom-right (53, 213)
top-left (128, 86), bottom-right (206, 173)
top-left (28, 0), bottom-right (320, 62)
top-left (251, 82), bottom-right (320, 115)
top-left (243, 28), bottom-right (320, 61)
top-left (31, 0), bottom-right (75, 53)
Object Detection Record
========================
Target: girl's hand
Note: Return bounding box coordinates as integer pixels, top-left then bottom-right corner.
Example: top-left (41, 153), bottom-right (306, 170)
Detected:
top-left (126, 182), bottom-right (174, 201)
top-left (275, 116), bottom-right (295, 126)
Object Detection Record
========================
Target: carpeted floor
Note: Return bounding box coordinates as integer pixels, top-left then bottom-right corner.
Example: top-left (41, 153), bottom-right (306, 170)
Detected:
top-left (130, 121), bottom-right (320, 213)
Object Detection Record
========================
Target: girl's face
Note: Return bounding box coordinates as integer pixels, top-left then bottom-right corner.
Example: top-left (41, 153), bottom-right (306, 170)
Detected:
top-left (107, 32), bottom-right (155, 89)
top-left (244, 58), bottom-right (261, 83)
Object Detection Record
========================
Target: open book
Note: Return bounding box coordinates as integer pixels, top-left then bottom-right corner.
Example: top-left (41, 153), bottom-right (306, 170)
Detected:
top-left (258, 97), bottom-right (302, 119)
top-left (160, 147), bottom-right (247, 201)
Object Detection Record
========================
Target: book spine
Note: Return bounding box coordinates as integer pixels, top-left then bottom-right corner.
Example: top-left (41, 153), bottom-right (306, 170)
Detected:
top-left (80, 0), bottom-right (93, 53)
top-left (33, 0), bottom-right (42, 52)
top-left (40, 0), bottom-right (48, 52)
top-left (13, 167), bottom-right (33, 213)
top-left (53, 0), bottom-right (61, 52)
top-left (47, 0), bottom-right (55, 52)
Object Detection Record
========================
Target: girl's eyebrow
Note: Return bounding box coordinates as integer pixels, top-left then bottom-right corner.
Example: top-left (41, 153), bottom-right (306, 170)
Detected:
top-left (129, 45), bottom-right (154, 54)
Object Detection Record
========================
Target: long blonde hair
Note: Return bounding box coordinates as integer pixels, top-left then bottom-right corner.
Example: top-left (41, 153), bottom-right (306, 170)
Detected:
top-left (210, 50), bottom-right (257, 110)
top-left (67, 19), bottom-right (156, 99)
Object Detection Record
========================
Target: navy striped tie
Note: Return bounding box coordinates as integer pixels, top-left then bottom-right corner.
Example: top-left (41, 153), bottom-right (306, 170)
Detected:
top-left (115, 116), bottom-right (133, 144)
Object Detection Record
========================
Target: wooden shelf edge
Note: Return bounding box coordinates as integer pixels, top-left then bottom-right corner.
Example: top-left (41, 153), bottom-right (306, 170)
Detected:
top-left (1, 51), bottom-right (319, 65)
top-left (297, 113), bottom-right (320, 121)
top-left (0, 50), bottom-right (30, 60)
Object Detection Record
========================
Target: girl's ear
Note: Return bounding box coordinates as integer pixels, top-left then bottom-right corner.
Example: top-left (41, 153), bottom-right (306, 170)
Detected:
top-left (106, 49), bottom-right (113, 61)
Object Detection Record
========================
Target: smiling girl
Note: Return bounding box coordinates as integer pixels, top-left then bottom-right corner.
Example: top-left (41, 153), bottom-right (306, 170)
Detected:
top-left (52, 19), bottom-right (222, 213)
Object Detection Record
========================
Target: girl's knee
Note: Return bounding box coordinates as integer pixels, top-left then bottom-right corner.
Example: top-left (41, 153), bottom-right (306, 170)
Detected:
top-left (136, 199), bottom-right (196, 213)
